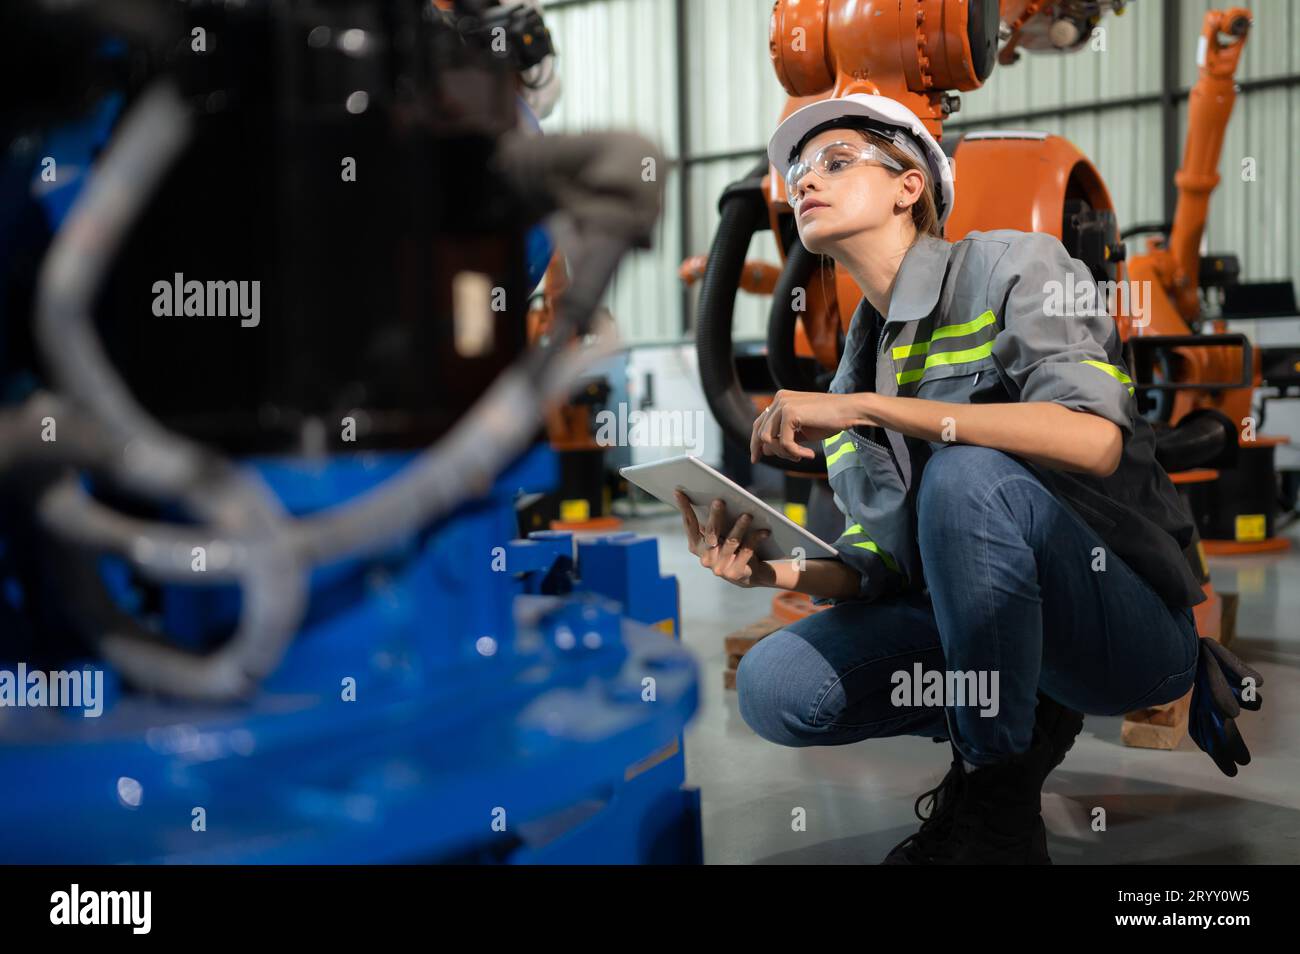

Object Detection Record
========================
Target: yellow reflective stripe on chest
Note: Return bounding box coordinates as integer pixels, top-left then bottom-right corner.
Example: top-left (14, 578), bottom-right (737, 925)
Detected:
top-left (1082, 359), bottom-right (1136, 395)
top-left (894, 310), bottom-right (997, 384)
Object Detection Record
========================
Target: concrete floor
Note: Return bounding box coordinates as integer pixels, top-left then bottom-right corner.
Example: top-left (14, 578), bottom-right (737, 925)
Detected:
top-left (622, 509), bottom-right (1300, 865)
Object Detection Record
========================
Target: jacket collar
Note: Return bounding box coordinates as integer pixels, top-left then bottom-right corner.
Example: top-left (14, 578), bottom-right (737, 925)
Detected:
top-left (881, 233), bottom-right (953, 323)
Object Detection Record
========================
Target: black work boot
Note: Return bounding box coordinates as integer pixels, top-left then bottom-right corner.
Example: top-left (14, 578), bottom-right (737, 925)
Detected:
top-left (1033, 691), bottom-right (1086, 776)
top-left (880, 692), bottom-right (1083, 865)
top-left (880, 741), bottom-right (967, 865)
top-left (938, 744), bottom-right (1053, 864)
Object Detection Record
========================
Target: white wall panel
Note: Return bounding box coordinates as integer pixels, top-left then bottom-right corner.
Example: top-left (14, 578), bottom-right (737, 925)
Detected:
top-left (686, 0), bottom-right (789, 156)
top-left (541, 0), bottom-right (683, 343)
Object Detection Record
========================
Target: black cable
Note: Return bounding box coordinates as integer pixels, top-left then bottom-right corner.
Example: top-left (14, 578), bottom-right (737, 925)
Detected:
top-left (1120, 221), bottom-right (1172, 240)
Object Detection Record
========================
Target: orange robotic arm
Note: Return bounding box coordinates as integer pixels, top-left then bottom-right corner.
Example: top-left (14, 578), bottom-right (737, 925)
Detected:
top-left (1166, 7), bottom-right (1252, 322)
top-left (1121, 9), bottom-right (1254, 437)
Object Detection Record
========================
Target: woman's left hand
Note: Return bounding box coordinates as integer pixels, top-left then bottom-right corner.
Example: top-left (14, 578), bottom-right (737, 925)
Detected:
top-left (750, 390), bottom-right (877, 463)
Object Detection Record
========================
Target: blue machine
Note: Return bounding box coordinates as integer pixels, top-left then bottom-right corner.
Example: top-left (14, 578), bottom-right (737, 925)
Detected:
top-left (0, 2), bottom-right (700, 865)
top-left (0, 446), bottom-right (702, 863)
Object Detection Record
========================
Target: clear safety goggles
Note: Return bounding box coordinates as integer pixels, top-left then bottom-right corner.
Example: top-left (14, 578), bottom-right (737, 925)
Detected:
top-left (785, 140), bottom-right (904, 205)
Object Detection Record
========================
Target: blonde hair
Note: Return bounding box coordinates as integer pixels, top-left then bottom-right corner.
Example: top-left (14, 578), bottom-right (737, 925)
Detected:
top-left (854, 127), bottom-right (942, 240)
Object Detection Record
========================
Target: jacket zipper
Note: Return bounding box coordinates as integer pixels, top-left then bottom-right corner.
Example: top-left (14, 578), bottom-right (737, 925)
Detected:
top-left (854, 313), bottom-right (890, 453)
top-left (871, 314), bottom-right (907, 486)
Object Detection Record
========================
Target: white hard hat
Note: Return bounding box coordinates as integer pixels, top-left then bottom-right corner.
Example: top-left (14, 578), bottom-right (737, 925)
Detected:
top-left (767, 93), bottom-right (956, 228)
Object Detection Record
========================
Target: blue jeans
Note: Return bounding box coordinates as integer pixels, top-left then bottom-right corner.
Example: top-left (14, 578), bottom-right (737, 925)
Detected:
top-left (736, 445), bottom-right (1201, 767)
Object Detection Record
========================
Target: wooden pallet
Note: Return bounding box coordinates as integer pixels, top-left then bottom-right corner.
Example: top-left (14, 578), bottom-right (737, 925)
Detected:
top-left (721, 616), bottom-right (783, 690)
top-left (1120, 590), bottom-right (1238, 750)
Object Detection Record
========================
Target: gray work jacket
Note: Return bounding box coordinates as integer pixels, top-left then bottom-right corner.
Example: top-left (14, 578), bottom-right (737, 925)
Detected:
top-left (821, 229), bottom-right (1205, 610)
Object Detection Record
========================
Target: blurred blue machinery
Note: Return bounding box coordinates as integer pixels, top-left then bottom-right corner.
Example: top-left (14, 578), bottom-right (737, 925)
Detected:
top-left (0, 446), bottom-right (702, 863)
top-left (0, 66), bottom-right (701, 864)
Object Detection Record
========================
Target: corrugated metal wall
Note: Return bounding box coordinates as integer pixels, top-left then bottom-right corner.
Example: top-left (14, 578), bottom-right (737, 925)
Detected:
top-left (541, 0), bottom-right (1299, 345)
top-left (541, 0), bottom-right (684, 343)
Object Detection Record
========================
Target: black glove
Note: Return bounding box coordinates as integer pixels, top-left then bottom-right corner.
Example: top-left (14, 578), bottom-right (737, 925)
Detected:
top-left (1188, 637), bottom-right (1263, 777)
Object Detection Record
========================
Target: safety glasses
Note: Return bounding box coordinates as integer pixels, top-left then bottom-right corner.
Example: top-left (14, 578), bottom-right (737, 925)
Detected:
top-left (785, 140), bottom-right (904, 205)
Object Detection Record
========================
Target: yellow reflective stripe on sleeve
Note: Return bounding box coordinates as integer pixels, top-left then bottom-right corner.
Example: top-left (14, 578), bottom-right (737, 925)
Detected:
top-left (1081, 359), bottom-right (1136, 395)
top-left (1081, 359), bottom-right (1132, 383)
top-left (822, 431), bottom-right (845, 449)
top-left (840, 524), bottom-right (900, 573)
top-left (850, 540), bottom-right (899, 573)
top-left (824, 440), bottom-right (856, 467)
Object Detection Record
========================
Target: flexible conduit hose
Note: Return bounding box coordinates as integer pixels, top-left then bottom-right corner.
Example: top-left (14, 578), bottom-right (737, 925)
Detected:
top-left (765, 238), bottom-right (821, 393)
top-left (694, 160), bottom-right (825, 475)
top-left (1153, 408), bottom-right (1237, 474)
top-left (23, 80), bottom-right (662, 699)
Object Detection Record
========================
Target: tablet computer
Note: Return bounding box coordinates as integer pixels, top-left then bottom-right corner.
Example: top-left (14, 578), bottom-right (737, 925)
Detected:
top-left (619, 454), bottom-right (840, 563)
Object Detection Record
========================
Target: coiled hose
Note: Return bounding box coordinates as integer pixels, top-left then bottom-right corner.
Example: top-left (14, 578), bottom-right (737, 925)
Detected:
top-left (694, 159), bottom-right (825, 475)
